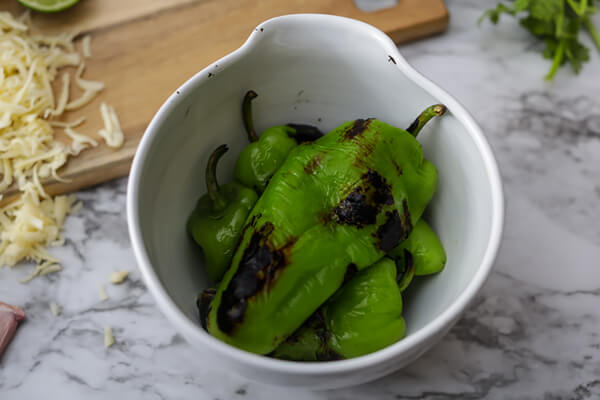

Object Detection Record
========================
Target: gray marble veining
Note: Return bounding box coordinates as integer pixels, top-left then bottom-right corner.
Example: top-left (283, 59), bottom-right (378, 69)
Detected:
top-left (1, 1), bottom-right (600, 398)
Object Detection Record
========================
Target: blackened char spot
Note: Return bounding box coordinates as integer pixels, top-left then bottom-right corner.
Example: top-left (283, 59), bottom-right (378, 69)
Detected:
top-left (217, 223), bottom-right (295, 333)
top-left (388, 55), bottom-right (397, 64)
top-left (333, 189), bottom-right (378, 227)
top-left (273, 308), bottom-right (346, 361)
top-left (246, 214), bottom-right (260, 228)
top-left (332, 169), bottom-right (394, 228)
top-left (197, 288), bottom-right (216, 331)
top-left (363, 170), bottom-right (394, 206)
top-left (311, 311), bottom-right (330, 346)
top-left (396, 249), bottom-right (414, 283)
top-left (343, 263), bottom-right (358, 284)
top-left (287, 124), bottom-right (323, 143)
top-left (344, 118), bottom-right (373, 139)
top-left (310, 311), bottom-right (344, 360)
top-left (375, 199), bottom-right (413, 252)
top-left (376, 210), bottom-right (402, 252)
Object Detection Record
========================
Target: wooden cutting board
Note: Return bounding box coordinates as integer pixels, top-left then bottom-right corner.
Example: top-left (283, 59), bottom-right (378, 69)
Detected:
top-left (2, 0), bottom-right (448, 199)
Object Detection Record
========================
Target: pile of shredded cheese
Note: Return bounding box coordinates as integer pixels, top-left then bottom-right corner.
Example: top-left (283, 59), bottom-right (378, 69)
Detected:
top-left (0, 11), bottom-right (124, 280)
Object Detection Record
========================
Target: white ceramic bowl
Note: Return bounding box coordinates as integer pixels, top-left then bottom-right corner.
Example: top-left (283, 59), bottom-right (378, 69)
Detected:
top-left (127, 14), bottom-right (503, 389)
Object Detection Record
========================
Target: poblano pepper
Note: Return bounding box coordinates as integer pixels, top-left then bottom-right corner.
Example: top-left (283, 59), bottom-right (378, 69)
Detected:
top-left (271, 257), bottom-right (405, 361)
top-left (233, 90), bottom-right (323, 192)
top-left (187, 145), bottom-right (258, 283)
top-left (270, 219), bottom-right (445, 361)
top-left (206, 104), bottom-right (447, 354)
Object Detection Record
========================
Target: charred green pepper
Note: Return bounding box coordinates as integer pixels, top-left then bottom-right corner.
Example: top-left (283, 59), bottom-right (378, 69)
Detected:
top-left (187, 145), bottom-right (258, 283)
top-left (206, 104), bottom-right (447, 354)
top-left (270, 219), bottom-right (444, 361)
top-left (271, 257), bottom-right (404, 361)
top-left (233, 90), bottom-right (323, 193)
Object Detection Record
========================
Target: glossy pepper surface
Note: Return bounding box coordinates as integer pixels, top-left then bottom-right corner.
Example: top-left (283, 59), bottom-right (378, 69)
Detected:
top-left (187, 145), bottom-right (258, 283)
top-left (233, 91), bottom-right (323, 193)
top-left (389, 219), bottom-right (446, 276)
top-left (206, 105), bottom-right (446, 354)
top-left (270, 257), bottom-right (404, 361)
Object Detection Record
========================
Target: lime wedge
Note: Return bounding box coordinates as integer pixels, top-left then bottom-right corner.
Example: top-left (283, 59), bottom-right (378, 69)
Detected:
top-left (17, 0), bottom-right (80, 13)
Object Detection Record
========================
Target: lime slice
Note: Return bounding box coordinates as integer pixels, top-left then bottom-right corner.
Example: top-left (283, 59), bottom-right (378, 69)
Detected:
top-left (17, 0), bottom-right (80, 13)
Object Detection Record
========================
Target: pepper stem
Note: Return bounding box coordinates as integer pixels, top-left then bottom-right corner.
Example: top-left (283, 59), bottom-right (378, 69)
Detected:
top-left (406, 104), bottom-right (447, 137)
top-left (206, 144), bottom-right (229, 211)
top-left (242, 90), bottom-right (259, 142)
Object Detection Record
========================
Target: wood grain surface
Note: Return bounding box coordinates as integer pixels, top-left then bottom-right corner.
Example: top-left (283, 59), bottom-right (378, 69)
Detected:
top-left (1, 0), bottom-right (448, 199)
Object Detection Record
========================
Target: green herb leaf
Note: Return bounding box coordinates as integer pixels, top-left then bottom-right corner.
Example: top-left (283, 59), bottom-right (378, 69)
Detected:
top-left (520, 16), bottom-right (555, 36)
top-left (480, 0), bottom-right (600, 81)
top-left (564, 38), bottom-right (590, 73)
top-left (478, 2), bottom-right (515, 25)
top-left (543, 38), bottom-right (560, 60)
top-left (529, 0), bottom-right (563, 21)
top-left (514, 0), bottom-right (531, 12)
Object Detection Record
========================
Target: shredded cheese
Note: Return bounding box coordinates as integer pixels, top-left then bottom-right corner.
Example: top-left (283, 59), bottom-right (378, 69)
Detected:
top-left (48, 116), bottom-right (85, 129)
top-left (0, 11), bottom-right (122, 280)
top-left (104, 324), bottom-right (114, 348)
top-left (74, 63), bottom-right (104, 92)
top-left (109, 270), bottom-right (129, 284)
top-left (98, 102), bottom-right (124, 148)
top-left (65, 126), bottom-right (97, 156)
top-left (49, 301), bottom-right (61, 316)
top-left (65, 89), bottom-right (98, 111)
top-left (48, 72), bottom-right (70, 117)
top-left (81, 35), bottom-right (91, 58)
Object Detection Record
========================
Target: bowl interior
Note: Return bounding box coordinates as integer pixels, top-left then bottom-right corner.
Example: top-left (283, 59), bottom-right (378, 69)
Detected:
top-left (133, 18), bottom-right (495, 355)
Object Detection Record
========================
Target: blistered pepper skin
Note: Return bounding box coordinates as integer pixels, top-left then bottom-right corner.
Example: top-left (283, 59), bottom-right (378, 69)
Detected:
top-left (206, 105), bottom-right (446, 354)
top-left (271, 257), bottom-right (405, 361)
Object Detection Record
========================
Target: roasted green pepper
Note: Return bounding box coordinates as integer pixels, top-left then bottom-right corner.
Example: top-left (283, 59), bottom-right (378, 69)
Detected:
top-left (187, 145), bottom-right (258, 283)
top-left (390, 219), bottom-right (446, 276)
top-left (206, 104), bottom-right (447, 354)
top-left (271, 257), bottom-right (405, 361)
top-left (270, 219), bottom-right (444, 361)
top-left (233, 90), bottom-right (323, 192)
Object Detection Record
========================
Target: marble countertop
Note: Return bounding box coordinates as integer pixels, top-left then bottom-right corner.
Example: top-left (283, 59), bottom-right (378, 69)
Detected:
top-left (2, 1), bottom-right (600, 398)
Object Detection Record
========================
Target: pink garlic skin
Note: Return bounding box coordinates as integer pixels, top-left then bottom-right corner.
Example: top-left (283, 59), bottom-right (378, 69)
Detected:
top-left (0, 302), bottom-right (26, 358)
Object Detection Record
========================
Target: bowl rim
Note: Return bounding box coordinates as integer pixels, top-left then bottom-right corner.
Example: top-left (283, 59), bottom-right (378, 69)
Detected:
top-left (127, 13), bottom-right (504, 376)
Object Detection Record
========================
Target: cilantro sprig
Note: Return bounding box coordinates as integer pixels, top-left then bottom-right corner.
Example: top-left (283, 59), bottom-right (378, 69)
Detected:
top-left (480, 0), bottom-right (600, 81)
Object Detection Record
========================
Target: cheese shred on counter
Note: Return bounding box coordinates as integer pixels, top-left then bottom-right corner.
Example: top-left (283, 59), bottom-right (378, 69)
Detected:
top-left (0, 12), bottom-right (122, 279)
